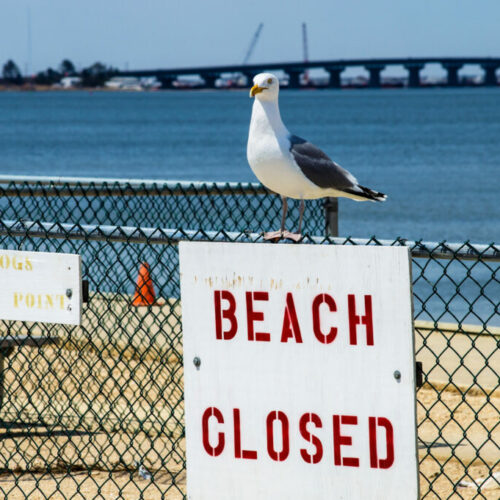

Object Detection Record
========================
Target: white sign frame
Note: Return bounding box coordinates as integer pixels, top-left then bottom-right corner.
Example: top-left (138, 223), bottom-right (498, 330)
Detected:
top-left (0, 249), bottom-right (82, 325)
top-left (180, 242), bottom-right (419, 500)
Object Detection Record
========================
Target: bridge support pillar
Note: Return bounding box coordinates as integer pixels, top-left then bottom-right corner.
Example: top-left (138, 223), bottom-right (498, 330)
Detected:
top-left (286, 70), bottom-right (302, 89)
top-left (325, 66), bottom-right (345, 88)
top-left (243, 72), bottom-right (256, 86)
top-left (404, 64), bottom-right (424, 88)
top-left (481, 63), bottom-right (499, 86)
top-left (366, 65), bottom-right (385, 88)
top-left (158, 76), bottom-right (176, 89)
top-left (202, 74), bottom-right (219, 88)
top-left (443, 63), bottom-right (463, 87)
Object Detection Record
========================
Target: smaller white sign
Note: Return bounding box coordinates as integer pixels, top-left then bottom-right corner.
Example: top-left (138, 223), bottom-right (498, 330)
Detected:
top-left (0, 249), bottom-right (82, 325)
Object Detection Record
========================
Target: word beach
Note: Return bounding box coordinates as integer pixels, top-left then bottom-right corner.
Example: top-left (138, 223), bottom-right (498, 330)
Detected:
top-left (214, 290), bottom-right (374, 345)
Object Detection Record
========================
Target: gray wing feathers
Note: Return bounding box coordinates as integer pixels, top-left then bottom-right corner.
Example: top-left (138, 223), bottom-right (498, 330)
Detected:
top-left (289, 135), bottom-right (357, 191)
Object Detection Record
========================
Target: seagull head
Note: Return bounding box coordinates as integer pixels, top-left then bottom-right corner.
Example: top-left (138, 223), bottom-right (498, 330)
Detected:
top-left (250, 73), bottom-right (279, 101)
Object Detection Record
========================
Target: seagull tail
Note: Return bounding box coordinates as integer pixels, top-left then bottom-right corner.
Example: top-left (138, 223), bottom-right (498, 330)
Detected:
top-left (344, 185), bottom-right (387, 202)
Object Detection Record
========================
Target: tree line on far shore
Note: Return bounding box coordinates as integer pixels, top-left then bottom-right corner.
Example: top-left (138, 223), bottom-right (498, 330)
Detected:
top-left (1, 59), bottom-right (118, 87)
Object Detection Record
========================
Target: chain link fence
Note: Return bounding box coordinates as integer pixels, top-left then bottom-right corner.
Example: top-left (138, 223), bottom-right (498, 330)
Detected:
top-left (0, 176), bottom-right (331, 236)
top-left (0, 178), bottom-right (498, 499)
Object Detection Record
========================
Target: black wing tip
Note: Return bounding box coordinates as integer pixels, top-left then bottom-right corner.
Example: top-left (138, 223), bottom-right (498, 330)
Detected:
top-left (371, 190), bottom-right (388, 202)
top-left (346, 185), bottom-right (387, 202)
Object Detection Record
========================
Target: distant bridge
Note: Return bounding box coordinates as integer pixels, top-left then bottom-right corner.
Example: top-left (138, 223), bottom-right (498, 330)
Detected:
top-left (119, 57), bottom-right (500, 88)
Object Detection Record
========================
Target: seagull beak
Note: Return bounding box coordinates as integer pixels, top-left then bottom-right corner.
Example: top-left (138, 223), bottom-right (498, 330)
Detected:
top-left (250, 85), bottom-right (266, 97)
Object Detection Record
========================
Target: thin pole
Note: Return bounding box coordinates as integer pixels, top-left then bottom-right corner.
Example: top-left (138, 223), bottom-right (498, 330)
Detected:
top-left (324, 197), bottom-right (339, 237)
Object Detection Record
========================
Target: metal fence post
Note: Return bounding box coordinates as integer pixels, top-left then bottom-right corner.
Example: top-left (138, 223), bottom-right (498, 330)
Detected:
top-left (324, 197), bottom-right (338, 237)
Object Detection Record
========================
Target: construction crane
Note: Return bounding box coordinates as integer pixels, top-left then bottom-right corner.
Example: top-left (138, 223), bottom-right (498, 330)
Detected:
top-left (302, 22), bottom-right (309, 85)
top-left (243, 23), bottom-right (264, 65)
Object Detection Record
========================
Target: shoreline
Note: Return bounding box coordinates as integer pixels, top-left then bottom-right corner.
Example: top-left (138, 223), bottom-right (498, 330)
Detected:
top-left (0, 83), bottom-right (497, 93)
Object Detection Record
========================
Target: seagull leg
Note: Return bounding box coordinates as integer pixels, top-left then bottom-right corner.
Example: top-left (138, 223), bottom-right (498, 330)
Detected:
top-left (298, 199), bottom-right (305, 234)
top-left (280, 196), bottom-right (288, 232)
top-left (264, 196), bottom-right (287, 240)
top-left (283, 199), bottom-right (304, 242)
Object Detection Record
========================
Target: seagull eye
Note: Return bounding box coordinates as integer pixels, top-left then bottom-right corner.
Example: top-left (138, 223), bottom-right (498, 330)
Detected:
top-left (267, 78), bottom-right (273, 84)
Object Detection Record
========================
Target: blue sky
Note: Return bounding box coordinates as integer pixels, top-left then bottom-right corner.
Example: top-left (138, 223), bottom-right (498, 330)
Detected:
top-left (1, 0), bottom-right (498, 75)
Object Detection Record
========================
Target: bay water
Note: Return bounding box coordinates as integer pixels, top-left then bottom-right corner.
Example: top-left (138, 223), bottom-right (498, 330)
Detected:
top-left (0, 87), bottom-right (498, 243)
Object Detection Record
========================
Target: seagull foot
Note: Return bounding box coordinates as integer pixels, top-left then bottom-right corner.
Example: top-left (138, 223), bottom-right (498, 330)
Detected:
top-left (263, 230), bottom-right (284, 241)
top-left (282, 231), bottom-right (302, 242)
top-left (263, 230), bottom-right (303, 242)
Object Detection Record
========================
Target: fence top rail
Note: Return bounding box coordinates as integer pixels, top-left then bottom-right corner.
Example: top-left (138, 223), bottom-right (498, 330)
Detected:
top-left (1, 219), bottom-right (498, 262)
top-left (0, 175), bottom-right (268, 196)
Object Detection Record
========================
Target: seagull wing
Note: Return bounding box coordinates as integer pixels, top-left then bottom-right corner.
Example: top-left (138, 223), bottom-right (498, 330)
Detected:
top-left (289, 135), bottom-right (386, 201)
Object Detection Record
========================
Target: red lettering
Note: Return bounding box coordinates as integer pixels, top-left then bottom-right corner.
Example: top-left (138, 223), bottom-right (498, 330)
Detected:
top-left (312, 294), bottom-right (337, 344)
top-left (369, 417), bottom-right (394, 469)
top-left (246, 291), bottom-right (270, 342)
top-left (299, 413), bottom-right (323, 464)
top-left (202, 407), bottom-right (225, 456)
top-left (333, 415), bottom-right (359, 467)
top-left (281, 292), bottom-right (303, 343)
top-left (233, 408), bottom-right (258, 460)
top-left (348, 294), bottom-right (374, 345)
top-left (214, 290), bottom-right (238, 340)
top-left (266, 411), bottom-right (290, 461)
top-left (203, 408), bottom-right (395, 468)
top-left (369, 417), bottom-right (377, 468)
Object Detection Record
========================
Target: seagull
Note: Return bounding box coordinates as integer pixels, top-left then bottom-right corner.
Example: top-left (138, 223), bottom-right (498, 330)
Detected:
top-left (247, 72), bottom-right (387, 241)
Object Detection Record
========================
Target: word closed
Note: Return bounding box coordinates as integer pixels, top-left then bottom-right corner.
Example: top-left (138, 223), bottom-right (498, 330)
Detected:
top-left (202, 407), bottom-right (394, 469)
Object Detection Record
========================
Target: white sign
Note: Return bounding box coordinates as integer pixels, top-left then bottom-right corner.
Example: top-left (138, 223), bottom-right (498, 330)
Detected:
top-left (180, 242), bottom-right (418, 500)
top-left (0, 249), bottom-right (82, 325)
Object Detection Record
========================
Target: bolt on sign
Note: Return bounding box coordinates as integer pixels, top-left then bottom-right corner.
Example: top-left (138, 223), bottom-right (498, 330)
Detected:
top-left (0, 249), bottom-right (82, 325)
top-left (180, 242), bottom-right (418, 500)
